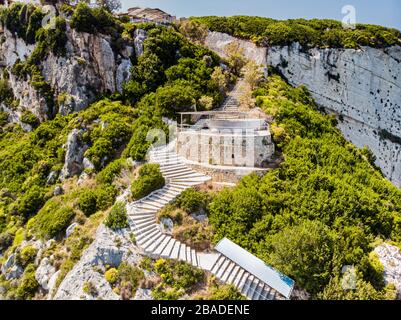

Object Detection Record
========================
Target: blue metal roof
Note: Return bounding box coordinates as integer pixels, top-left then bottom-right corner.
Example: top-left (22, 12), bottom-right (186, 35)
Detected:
top-left (215, 238), bottom-right (295, 299)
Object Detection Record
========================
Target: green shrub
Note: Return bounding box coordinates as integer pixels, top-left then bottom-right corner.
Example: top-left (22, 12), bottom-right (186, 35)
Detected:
top-left (131, 164), bottom-right (165, 200)
top-left (366, 252), bottom-right (385, 289)
top-left (16, 264), bottom-right (39, 300)
top-left (105, 268), bottom-right (119, 284)
top-left (0, 231), bottom-right (13, 251)
top-left (19, 245), bottom-right (38, 268)
top-left (78, 190), bottom-right (98, 217)
top-left (0, 111), bottom-right (9, 127)
top-left (82, 280), bottom-right (98, 296)
top-left (207, 284), bottom-right (246, 300)
top-left (17, 185), bottom-right (46, 220)
top-left (1, 3), bottom-right (43, 44)
top-left (117, 262), bottom-right (144, 288)
top-left (28, 199), bottom-right (75, 239)
top-left (96, 159), bottom-right (125, 185)
top-left (151, 285), bottom-right (184, 300)
top-left (78, 186), bottom-right (117, 217)
top-left (104, 201), bottom-right (129, 230)
top-left (192, 16), bottom-right (401, 49)
top-left (0, 78), bottom-right (15, 106)
top-left (155, 81), bottom-right (197, 116)
top-left (95, 185), bottom-right (117, 211)
top-left (153, 258), bottom-right (204, 290)
top-left (175, 188), bottom-right (209, 213)
top-left (70, 3), bottom-right (122, 36)
top-left (85, 137), bottom-right (113, 170)
top-left (21, 110), bottom-right (40, 129)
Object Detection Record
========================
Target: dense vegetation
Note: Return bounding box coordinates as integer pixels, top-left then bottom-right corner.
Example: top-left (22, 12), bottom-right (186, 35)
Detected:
top-left (192, 16), bottom-right (401, 49)
top-left (157, 188), bottom-right (215, 250)
top-left (208, 74), bottom-right (401, 299)
top-left (0, 3), bottom-right (234, 299)
top-left (104, 262), bottom-right (144, 299)
top-left (104, 201), bottom-right (129, 230)
top-left (1, 2), bottom-right (399, 301)
top-left (131, 164), bottom-right (165, 200)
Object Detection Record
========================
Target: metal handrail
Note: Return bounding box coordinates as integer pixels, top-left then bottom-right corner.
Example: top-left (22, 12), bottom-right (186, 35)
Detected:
top-left (178, 124), bottom-right (270, 132)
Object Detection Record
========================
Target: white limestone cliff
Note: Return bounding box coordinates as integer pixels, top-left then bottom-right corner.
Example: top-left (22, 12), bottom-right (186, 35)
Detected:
top-left (205, 31), bottom-right (267, 65)
top-left (267, 43), bottom-right (401, 187)
top-left (204, 31), bottom-right (401, 187)
top-left (0, 26), bottom-right (134, 121)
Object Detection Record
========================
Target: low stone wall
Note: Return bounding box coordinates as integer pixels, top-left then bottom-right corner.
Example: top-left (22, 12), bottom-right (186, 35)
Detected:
top-left (185, 162), bottom-right (267, 184)
top-left (177, 129), bottom-right (274, 168)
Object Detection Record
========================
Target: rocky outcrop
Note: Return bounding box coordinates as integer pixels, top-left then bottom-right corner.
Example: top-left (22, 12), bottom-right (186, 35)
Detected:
top-left (204, 31), bottom-right (401, 187)
top-left (53, 224), bottom-right (141, 300)
top-left (59, 129), bottom-right (87, 180)
top-left (0, 29), bottom-right (36, 66)
top-left (35, 257), bottom-right (57, 291)
top-left (41, 28), bottom-right (133, 115)
top-left (205, 31), bottom-right (267, 65)
top-left (267, 43), bottom-right (401, 187)
top-left (133, 29), bottom-right (147, 57)
top-left (374, 243), bottom-right (401, 298)
top-left (0, 26), bottom-right (134, 121)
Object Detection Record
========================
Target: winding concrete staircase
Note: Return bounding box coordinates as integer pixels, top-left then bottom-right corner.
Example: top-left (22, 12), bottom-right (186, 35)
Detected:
top-left (126, 142), bottom-right (210, 268)
top-left (125, 142), bottom-right (290, 300)
top-left (125, 77), bottom-right (294, 299)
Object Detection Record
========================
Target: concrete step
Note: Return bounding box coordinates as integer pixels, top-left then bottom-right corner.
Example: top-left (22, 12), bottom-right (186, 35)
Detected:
top-left (262, 285), bottom-right (275, 300)
top-left (164, 171), bottom-right (206, 179)
top-left (144, 234), bottom-right (168, 253)
top-left (241, 274), bottom-right (254, 295)
top-left (210, 254), bottom-right (224, 274)
top-left (170, 241), bottom-right (181, 259)
top-left (247, 278), bottom-right (260, 300)
top-left (163, 170), bottom-right (197, 179)
top-left (130, 206), bottom-right (157, 214)
top-left (252, 280), bottom-right (265, 300)
top-left (132, 219), bottom-right (154, 230)
top-left (161, 165), bottom-right (193, 173)
top-left (147, 195), bottom-right (171, 206)
top-left (233, 268), bottom-right (246, 288)
top-left (178, 243), bottom-right (187, 262)
top-left (153, 236), bottom-right (173, 256)
top-left (216, 258), bottom-right (231, 279)
top-left (221, 261), bottom-right (236, 283)
top-left (135, 202), bottom-right (163, 211)
top-left (186, 246), bottom-right (192, 264)
top-left (237, 272), bottom-right (250, 293)
top-left (137, 229), bottom-right (161, 246)
top-left (227, 265), bottom-right (241, 285)
top-left (129, 213), bottom-right (156, 221)
top-left (191, 250), bottom-right (198, 267)
top-left (153, 190), bottom-right (181, 200)
top-left (161, 239), bottom-right (176, 258)
top-left (141, 231), bottom-right (165, 251)
top-left (136, 226), bottom-right (159, 242)
top-left (151, 189), bottom-right (177, 199)
top-left (134, 222), bottom-right (156, 235)
top-left (160, 164), bottom-right (189, 173)
top-left (151, 156), bottom-right (182, 163)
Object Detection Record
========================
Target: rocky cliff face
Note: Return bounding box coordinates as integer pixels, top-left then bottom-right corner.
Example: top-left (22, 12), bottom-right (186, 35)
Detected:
top-left (267, 43), bottom-right (401, 187)
top-left (205, 31), bottom-right (267, 65)
top-left (204, 31), bottom-right (401, 187)
top-left (0, 25), bottom-right (135, 121)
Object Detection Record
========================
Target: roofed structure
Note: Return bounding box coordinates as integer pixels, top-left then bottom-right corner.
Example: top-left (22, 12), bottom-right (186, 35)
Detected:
top-left (212, 238), bottom-right (295, 299)
top-left (119, 7), bottom-right (176, 25)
